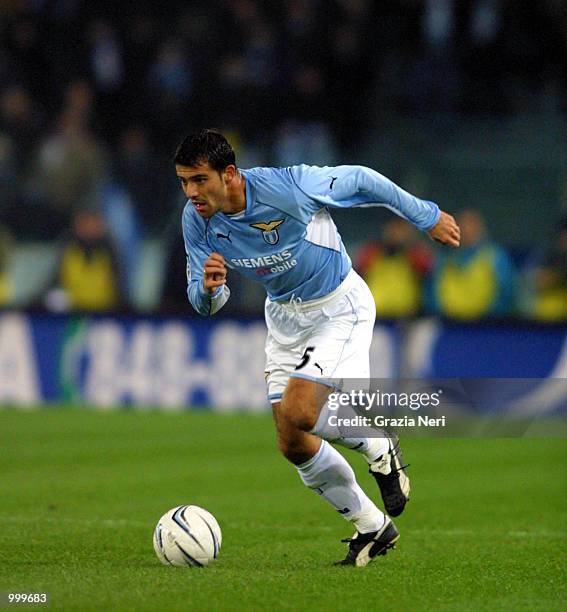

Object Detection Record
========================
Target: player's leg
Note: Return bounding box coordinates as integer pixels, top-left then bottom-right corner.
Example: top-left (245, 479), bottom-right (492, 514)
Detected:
top-left (311, 399), bottom-right (389, 461)
top-left (276, 379), bottom-right (383, 532)
top-left (301, 272), bottom-right (410, 517)
top-left (312, 401), bottom-right (410, 517)
top-left (264, 286), bottom-right (401, 564)
top-left (274, 377), bottom-right (398, 566)
top-left (294, 276), bottom-right (388, 461)
top-left (262, 271), bottom-right (406, 506)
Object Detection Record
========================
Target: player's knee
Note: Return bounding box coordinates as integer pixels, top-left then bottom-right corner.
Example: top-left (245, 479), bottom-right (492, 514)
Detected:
top-left (276, 430), bottom-right (313, 465)
top-left (273, 401), bottom-right (316, 464)
top-left (276, 432), bottom-right (301, 462)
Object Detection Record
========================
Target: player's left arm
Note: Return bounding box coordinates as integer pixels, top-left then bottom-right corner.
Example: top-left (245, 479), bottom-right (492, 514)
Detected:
top-left (290, 164), bottom-right (459, 246)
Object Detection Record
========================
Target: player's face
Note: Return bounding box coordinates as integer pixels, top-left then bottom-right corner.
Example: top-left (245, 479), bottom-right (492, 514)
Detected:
top-left (176, 163), bottom-right (232, 218)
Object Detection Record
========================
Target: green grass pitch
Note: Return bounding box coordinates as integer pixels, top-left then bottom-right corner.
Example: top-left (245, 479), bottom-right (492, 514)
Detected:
top-left (0, 409), bottom-right (566, 611)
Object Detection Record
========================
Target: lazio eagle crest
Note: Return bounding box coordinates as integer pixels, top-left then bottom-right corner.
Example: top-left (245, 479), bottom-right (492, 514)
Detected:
top-left (250, 219), bottom-right (284, 245)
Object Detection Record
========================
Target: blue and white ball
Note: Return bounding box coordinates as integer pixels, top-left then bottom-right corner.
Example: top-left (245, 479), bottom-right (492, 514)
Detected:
top-left (153, 505), bottom-right (222, 567)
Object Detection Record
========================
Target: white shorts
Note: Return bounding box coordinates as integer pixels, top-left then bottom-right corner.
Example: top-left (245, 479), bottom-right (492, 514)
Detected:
top-left (264, 269), bottom-right (376, 403)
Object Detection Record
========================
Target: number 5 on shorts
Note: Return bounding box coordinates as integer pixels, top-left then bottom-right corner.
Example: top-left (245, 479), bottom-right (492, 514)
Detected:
top-left (295, 346), bottom-right (315, 371)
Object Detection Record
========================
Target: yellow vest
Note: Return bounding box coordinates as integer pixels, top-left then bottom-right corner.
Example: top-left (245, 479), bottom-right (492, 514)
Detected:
top-left (533, 287), bottom-right (567, 321)
top-left (437, 250), bottom-right (496, 319)
top-left (365, 253), bottom-right (421, 317)
top-left (0, 272), bottom-right (9, 306)
top-left (59, 244), bottom-right (118, 310)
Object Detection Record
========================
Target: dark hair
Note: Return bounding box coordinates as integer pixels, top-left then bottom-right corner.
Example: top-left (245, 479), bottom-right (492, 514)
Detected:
top-left (174, 129), bottom-right (236, 172)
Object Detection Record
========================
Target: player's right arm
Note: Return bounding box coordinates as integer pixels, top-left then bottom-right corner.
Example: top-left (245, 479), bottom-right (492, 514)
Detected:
top-left (182, 204), bottom-right (230, 315)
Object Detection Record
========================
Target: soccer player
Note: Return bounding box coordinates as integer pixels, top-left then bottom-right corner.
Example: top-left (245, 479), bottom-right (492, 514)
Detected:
top-left (176, 129), bottom-right (460, 566)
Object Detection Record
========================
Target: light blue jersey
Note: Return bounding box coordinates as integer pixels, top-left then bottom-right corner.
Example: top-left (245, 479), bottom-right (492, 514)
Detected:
top-left (182, 164), bottom-right (440, 315)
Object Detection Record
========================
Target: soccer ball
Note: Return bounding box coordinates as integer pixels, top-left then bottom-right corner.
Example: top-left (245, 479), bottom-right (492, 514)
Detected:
top-left (153, 505), bottom-right (222, 567)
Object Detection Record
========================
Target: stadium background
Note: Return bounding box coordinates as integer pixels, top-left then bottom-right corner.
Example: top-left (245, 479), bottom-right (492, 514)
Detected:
top-left (1, 0), bottom-right (567, 409)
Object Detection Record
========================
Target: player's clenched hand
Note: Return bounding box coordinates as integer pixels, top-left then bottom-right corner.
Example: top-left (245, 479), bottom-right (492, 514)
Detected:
top-left (203, 253), bottom-right (227, 294)
top-left (427, 211), bottom-right (460, 248)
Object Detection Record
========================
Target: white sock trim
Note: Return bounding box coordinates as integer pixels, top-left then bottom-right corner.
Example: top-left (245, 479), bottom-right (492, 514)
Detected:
top-left (363, 437), bottom-right (389, 464)
top-left (297, 440), bottom-right (327, 471)
top-left (352, 508), bottom-right (387, 534)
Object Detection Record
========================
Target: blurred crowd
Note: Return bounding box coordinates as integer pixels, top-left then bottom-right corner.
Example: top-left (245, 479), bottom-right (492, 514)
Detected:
top-left (355, 211), bottom-right (567, 322)
top-left (1, 0), bottom-right (567, 320)
top-left (2, 202), bottom-right (566, 322)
